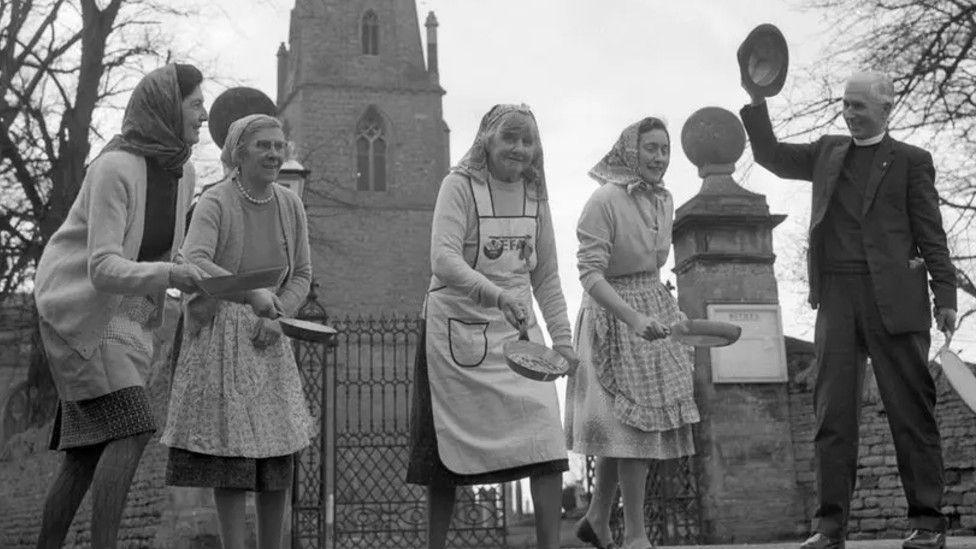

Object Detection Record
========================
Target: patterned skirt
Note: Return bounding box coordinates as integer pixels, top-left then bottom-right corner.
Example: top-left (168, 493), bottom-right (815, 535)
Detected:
top-left (565, 271), bottom-right (699, 459)
top-left (161, 301), bottom-right (314, 459)
top-left (44, 295), bottom-right (159, 450)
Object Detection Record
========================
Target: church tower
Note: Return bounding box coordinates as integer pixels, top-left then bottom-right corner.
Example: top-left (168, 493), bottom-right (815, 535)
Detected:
top-left (277, 0), bottom-right (449, 317)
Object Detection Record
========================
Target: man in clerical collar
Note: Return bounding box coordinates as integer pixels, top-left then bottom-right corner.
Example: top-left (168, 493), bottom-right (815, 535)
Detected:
top-left (740, 71), bottom-right (957, 549)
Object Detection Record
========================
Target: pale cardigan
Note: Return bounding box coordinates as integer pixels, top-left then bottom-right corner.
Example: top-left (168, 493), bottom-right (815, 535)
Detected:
top-left (180, 178), bottom-right (312, 332)
top-left (34, 150), bottom-right (195, 360)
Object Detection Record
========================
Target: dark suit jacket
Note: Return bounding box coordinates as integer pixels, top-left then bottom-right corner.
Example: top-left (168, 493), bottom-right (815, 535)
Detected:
top-left (740, 102), bottom-right (956, 334)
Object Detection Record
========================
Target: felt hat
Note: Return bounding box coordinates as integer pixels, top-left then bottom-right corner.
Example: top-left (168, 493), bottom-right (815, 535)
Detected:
top-left (208, 87), bottom-right (277, 148)
top-left (737, 24), bottom-right (789, 98)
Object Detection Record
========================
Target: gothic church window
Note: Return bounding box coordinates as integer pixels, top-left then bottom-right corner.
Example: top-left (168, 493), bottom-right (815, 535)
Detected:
top-left (356, 107), bottom-right (387, 191)
top-left (362, 11), bottom-right (379, 55)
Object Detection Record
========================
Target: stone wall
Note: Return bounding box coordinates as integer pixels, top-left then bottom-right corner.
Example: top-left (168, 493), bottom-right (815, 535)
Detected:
top-left (786, 336), bottom-right (976, 536)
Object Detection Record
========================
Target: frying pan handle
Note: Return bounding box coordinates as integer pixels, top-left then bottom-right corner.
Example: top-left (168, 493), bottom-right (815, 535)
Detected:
top-left (517, 318), bottom-right (528, 341)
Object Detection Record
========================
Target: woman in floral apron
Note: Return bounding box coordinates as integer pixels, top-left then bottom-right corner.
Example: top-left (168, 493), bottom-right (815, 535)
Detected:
top-left (406, 104), bottom-right (578, 549)
top-left (161, 114), bottom-right (314, 549)
top-left (566, 118), bottom-right (700, 549)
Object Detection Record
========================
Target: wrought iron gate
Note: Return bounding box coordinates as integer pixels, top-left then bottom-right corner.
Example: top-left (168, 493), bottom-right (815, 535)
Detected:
top-left (584, 455), bottom-right (704, 545)
top-left (292, 287), bottom-right (507, 548)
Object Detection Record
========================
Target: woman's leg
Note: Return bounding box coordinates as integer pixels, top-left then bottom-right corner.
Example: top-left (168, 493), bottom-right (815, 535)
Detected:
top-left (617, 458), bottom-right (651, 549)
top-left (89, 431), bottom-right (153, 548)
top-left (529, 472), bottom-right (562, 549)
top-left (214, 488), bottom-right (248, 549)
top-left (255, 489), bottom-right (288, 549)
top-left (580, 456), bottom-right (617, 545)
top-left (35, 444), bottom-right (104, 549)
top-left (427, 480), bottom-right (456, 549)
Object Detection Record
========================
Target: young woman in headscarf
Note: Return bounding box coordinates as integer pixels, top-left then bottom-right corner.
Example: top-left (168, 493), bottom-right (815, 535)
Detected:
top-left (566, 118), bottom-right (700, 549)
top-left (32, 63), bottom-right (209, 549)
top-left (405, 104), bottom-right (578, 549)
top-left (161, 114), bottom-right (314, 549)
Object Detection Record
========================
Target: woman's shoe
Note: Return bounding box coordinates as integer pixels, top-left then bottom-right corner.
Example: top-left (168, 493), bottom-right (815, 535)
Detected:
top-left (575, 517), bottom-right (611, 549)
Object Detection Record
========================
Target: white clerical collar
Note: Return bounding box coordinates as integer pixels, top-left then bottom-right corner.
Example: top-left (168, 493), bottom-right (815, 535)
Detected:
top-left (852, 132), bottom-right (885, 147)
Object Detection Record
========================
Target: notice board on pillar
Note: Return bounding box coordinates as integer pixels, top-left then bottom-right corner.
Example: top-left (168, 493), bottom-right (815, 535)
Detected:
top-left (706, 303), bottom-right (787, 383)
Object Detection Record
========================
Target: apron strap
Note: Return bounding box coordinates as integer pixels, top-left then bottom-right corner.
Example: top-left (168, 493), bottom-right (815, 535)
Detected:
top-left (522, 180), bottom-right (538, 218)
top-left (469, 178), bottom-right (494, 217)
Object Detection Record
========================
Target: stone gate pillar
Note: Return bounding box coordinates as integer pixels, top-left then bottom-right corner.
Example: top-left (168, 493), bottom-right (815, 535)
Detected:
top-left (673, 107), bottom-right (801, 540)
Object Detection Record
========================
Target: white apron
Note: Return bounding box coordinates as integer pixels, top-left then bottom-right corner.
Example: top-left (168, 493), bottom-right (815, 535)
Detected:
top-left (425, 178), bottom-right (565, 475)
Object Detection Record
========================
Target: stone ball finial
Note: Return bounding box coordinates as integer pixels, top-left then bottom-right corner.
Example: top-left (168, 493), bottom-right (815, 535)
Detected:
top-left (680, 107), bottom-right (746, 173)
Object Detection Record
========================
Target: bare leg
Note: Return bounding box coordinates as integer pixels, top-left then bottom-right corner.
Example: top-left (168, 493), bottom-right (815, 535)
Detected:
top-left (255, 489), bottom-right (288, 549)
top-left (529, 472), bottom-right (562, 549)
top-left (35, 445), bottom-right (104, 549)
top-left (89, 431), bottom-right (152, 548)
top-left (427, 480), bottom-right (456, 549)
top-left (617, 458), bottom-right (651, 549)
top-left (581, 456), bottom-right (617, 545)
top-left (214, 488), bottom-right (248, 549)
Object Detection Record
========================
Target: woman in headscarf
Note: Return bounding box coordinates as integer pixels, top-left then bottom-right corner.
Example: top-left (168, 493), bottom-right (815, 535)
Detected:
top-left (566, 118), bottom-right (699, 549)
top-left (405, 104), bottom-right (578, 549)
top-left (161, 114), bottom-right (314, 549)
top-left (32, 63), bottom-right (209, 548)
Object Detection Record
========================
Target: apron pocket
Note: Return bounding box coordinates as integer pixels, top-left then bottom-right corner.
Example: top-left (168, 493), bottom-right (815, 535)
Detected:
top-left (447, 318), bottom-right (489, 368)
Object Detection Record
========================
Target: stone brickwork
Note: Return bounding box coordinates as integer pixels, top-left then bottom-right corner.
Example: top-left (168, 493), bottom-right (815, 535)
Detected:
top-left (786, 336), bottom-right (976, 536)
top-left (278, 0), bottom-right (448, 318)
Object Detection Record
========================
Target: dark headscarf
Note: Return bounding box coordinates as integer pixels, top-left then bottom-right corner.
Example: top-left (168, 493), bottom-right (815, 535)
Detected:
top-left (101, 63), bottom-right (195, 178)
top-left (452, 103), bottom-right (548, 200)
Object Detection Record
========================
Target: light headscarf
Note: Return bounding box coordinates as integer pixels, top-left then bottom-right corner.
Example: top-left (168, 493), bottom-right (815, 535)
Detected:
top-left (220, 113), bottom-right (282, 174)
top-left (589, 118), bottom-right (673, 250)
top-left (452, 104), bottom-right (548, 200)
top-left (100, 64), bottom-right (191, 178)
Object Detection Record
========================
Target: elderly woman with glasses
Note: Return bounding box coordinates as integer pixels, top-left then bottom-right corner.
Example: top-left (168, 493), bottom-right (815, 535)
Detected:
top-left (161, 114), bottom-right (314, 549)
top-left (406, 104), bottom-right (578, 549)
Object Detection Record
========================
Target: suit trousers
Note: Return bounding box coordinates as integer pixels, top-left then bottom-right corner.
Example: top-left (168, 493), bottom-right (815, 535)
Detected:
top-left (812, 273), bottom-right (945, 535)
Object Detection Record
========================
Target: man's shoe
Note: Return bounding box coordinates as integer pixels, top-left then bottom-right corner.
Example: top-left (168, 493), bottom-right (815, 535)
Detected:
top-left (801, 532), bottom-right (845, 549)
top-left (903, 529), bottom-right (946, 549)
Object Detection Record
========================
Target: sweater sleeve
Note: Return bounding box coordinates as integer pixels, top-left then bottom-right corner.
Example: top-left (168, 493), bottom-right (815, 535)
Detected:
top-left (576, 189), bottom-right (614, 292)
top-left (86, 156), bottom-right (173, 295)
top-left (430, 175), bottom-right (505, 308)
top-left (530, 200), bottom-right (572, 347)
top-left (277, 191), bottom-right (313, 316)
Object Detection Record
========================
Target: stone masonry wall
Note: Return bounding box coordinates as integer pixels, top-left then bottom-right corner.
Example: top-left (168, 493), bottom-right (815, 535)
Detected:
top-left (786, 337), bottom-right (976, 536)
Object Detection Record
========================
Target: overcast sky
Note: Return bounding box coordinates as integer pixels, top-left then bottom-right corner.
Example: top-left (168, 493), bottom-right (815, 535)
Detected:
top-left (164, 0), bottom-right (971, 362)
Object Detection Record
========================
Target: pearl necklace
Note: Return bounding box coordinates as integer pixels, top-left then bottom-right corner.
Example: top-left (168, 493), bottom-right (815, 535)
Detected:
top-left (234, 177), bottom-right (274, 205)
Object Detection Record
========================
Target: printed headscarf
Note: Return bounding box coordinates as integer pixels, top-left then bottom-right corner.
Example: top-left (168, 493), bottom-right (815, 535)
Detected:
top-left (452, 104), bottom-right (548, 200)
top-left (219, 113), bottom-right (282, 172)
top-left (101, 64), bottom-right (192, 178)
top-left (589, 118), bottom-right (673, 250)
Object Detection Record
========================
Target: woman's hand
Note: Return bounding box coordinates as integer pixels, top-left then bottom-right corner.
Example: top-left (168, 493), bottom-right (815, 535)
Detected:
top-left (168, 264), bottom-right (208, 293)
top-left (498, 291), bottom-right (529, 331)
top-left (249, 289), bottom-right (282, 318)
top-left (629, 314), bottom-right (670, 342)
top-left (554, 344), bottom-right (579, 376)
top-left (251, 317), bottom-right (283, 349)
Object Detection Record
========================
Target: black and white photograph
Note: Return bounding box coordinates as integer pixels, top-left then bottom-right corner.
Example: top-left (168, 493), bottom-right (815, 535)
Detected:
top-left (0, 1), bottom-right (974, 548)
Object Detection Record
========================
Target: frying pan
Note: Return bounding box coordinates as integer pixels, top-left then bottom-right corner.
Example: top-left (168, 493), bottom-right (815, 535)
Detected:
top-left (935, 330), bottom-right (976, 413)
top-left (503, 321), bottom-right (570, 382)
top-left (196, 267), bottom-right (285, 297)
top-left (278, 317), bottom-right (337, 343)
top-left (669, 319), bottom-right (742, 347)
